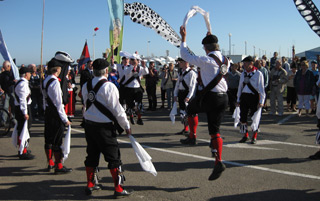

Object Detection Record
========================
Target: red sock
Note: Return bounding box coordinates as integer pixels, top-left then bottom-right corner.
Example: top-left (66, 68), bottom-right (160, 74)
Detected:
top-left (53, 152), bottom-right (63, 169)
top-left (86, 167), bottom-right (95, 188)
top-left (252, 132), bottom-right (258, 139)
top-left (110, 168), bottom-right (123, 192)
top-left (45, 149), bottom-right (55, 166)
top-left (138, 114), bottom-right (142, 119)
top-left (244, 132), bottom-right (249, 138)
top-left (188, 116), bottom-right (198, 139)
top-left (211, 133), bottom-right (223, 165)
top-left (23, 147), bottom-right (27, 154)
top-left (184, 125), bottom-right (189, 132)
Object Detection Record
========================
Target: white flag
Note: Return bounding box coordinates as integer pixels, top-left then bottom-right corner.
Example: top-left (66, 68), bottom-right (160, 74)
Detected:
top-left (0, 30), bottom-right (19, 80)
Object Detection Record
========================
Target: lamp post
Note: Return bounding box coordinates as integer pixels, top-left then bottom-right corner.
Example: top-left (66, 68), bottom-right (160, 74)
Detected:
top-left (40, 0), bottom-right (45, 80)
top-left (232, 44), bottom-right (235, 55)
top-left (228, 33), bottom-right (232, 56)
top-left (253, 45), bottom-right (256, 56)
top-left (245, 41), bottom-right (247, 55)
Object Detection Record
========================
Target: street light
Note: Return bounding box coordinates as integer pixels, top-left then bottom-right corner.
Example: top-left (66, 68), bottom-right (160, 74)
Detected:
top-left (253, 45), bottom-right (256, 56)
top-left (228, 33), bottom-right (232, 56)
top-left (232, 44), bottom-right (235, 55)
top-left (245, 41), bottom-right (247, 55)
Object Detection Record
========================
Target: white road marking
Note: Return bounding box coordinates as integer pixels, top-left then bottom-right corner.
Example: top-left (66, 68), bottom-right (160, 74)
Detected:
top-left (72, 128), bottom-right (320, 180)
top-left (277, 112), bottom-right (298, 125)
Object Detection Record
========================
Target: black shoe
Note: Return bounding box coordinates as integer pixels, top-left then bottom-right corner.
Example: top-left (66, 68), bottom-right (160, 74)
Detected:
top-left (55, 166), bottom-right (72, 174)
top-left (239, 137), bottom-right (250, 143)
top-left (47, 165), bottom-right (55, 172)
top-left (208, 161), bottom-right (226, 181)
top-left (113, 189), bottom-right (133, 199)
top-left (160, 105), bottom-right (164, 109)
top-left (175, 129), bottom-right (189, 135)
top-left (309, 151), bottom-right (320, 160)
top-left (85, 184), bottom-right (102, 195)
top-left (251, 138), bottom-right (257, 144)
top-left (151, 108), bottom-right (156, 111)
top-left (180, 137), bottom-right (196, 145)
top-left (137, 118), bottom-right (144, 125)
top-left (130, 116), bottom-right (135, 125)
top-left (19, 152), bottom-right (35, 160)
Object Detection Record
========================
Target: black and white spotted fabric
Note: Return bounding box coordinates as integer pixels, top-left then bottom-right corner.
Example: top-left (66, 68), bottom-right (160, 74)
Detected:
top-left (294, 0), bottom-right (320, 37)
top-left (124, 2), bottom-right (181, 47)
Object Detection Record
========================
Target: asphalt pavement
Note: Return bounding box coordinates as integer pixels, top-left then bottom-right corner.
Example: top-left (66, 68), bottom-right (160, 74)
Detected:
top-left (1, 84), bottom-right (320, 201)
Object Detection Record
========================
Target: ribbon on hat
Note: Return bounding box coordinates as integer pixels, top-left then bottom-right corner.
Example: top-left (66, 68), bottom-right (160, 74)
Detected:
top-left (183, 6), bottom-right (211, 33)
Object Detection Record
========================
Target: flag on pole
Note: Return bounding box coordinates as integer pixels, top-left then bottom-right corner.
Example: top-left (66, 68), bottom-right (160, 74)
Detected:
top-left (78, 41), bottom-right (91, 71)
top-left (107, 0), bottom-right (124, 63)
top-left (94, 27), bottom-right (99, 32)
top-left (0, 30), bottom-right (19, 80)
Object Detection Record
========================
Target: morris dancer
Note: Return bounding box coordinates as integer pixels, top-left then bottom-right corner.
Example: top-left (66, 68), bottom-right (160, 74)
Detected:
top-left (180, 26), bottom-right (230, 180)
top-left (14, 67), bottom-right (35, 160)
top-left (236, 56), bottom-right (265, 144)
top-left (43, 58), bottom-right (72, 173)
top-left (173, 58), bottom-right (197, 145)
top-left (82, 58), bottom-right (133, 198)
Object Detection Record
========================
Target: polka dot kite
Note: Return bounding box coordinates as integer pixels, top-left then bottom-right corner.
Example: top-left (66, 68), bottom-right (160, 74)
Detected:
top-left (124, 2), bottom-right (181, 47)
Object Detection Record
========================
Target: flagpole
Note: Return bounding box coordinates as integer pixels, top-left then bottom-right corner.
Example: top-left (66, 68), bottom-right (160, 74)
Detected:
top-left (40, 0), bottom-right (45, 80)
top-left (93, 32), bottom-right (95, 60)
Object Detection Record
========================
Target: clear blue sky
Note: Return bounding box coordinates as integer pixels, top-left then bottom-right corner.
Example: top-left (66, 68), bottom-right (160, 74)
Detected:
top-left (1, 0), bottom-right (320, 66)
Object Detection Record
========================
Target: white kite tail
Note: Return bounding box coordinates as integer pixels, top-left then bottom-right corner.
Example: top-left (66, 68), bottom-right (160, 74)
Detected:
top-left (183, 6), bottom-right (211, 33)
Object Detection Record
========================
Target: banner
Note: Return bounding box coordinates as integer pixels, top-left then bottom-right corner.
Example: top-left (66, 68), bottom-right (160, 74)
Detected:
top-left (0, 30), bottom-right (19, 80)
top-left (78, 41), bottom-right (91, 71)
top-left (107, 0), bottom-right (124, 63)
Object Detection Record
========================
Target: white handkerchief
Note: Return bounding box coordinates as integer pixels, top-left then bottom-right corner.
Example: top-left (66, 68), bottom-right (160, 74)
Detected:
top-left (61, 125), bottom-right (71, 162)
top-left (129, 135), bottom-right (157, 176)
top-left (170, 102), bottom-right (178, 124)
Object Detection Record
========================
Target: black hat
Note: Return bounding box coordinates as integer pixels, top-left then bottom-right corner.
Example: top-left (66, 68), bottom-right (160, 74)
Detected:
top-left (48, 58), bottom-right (63, 70)
top-left (242, 56), bottom-right (254, 62)
top-left (311, 60), bottom-right (317, 64)
top-left (54, 51), bottom-right (74, 63)
top-left (19, 67), bottom-right (32, 74)
top-left (176, 57), bottom-right (185, 62)
top-left (92, 58), bottom-right (109, 70)
top-left (202, 34), bottom-right (218, 45)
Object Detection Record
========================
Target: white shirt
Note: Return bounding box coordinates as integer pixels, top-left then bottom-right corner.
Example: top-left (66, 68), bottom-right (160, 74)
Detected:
top-left (82, 76), bottom-right (130, 129)
top-left (14, 78), bottom-right (32, 115)
top-left (123, 65), bottom-right (149, 88)
top-left (237, 69), bottom-right (266, 104)
top-left (117, 64), bottom-right (128, 82)
top-left (180, 42), bottom-right (230, 93)
top-left (173, 67), bottom-right (197, 99)
top-left (43, 75), bottom-right (68, 123)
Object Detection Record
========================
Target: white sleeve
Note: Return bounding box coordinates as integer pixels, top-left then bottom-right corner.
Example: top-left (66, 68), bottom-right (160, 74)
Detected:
top-left (237, 73), bottom-right (244, 103)
top-left (180, 42), bottom-right (208, 67)
top-left (187, 71), bottom-right (197, 99)
top-left (48, 80), bottom-right (68, 123)
top-left (105, 84), bottom-right (130, 129)
top-left (16, 82), bottom-right (28, 115)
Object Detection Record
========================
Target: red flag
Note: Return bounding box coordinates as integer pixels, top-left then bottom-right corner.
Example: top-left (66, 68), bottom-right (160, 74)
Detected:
top-left (94, 27), bottom-right (99, 31)
top-left (78, 41), bottom-right (91, 70)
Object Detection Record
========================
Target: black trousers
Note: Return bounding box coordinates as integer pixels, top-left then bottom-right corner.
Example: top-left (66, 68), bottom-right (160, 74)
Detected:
top-left (146, 85), bottom-right (157, 109)
top-left (240, 93), bottom-right (259, 123)
top-left (178, 90), bottom-right (189, 111)
top-left (286, 86), bottom-right (297, 105)
top-left (44, 105), bottom-right (65, 152)
top-left (125, 87), bottom-right (143, 109)
top-left (15, 105), bottom-right (32, 136)
top-left (31, 88), bottom-right (43, 118)
top-left (84, 121), bottom-right (122, 169)
top-left (227, 88), bottom-right (238, 112)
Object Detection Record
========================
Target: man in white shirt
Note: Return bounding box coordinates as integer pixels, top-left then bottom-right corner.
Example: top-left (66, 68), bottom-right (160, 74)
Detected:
top-left (173, 58), bottom-right (198, 145)
top-left (180, 26), bottom-right (230, 181)
top-left (236, 56), bottom-right (265, 144)
top-left (43, 58), bottom-right (72, 174)
top-left (82, 58), bottom-right (133, 198)
top-left (123, 54), bottom-right (149, 125)
top-left (14, 67), bottom-right (35, 160)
